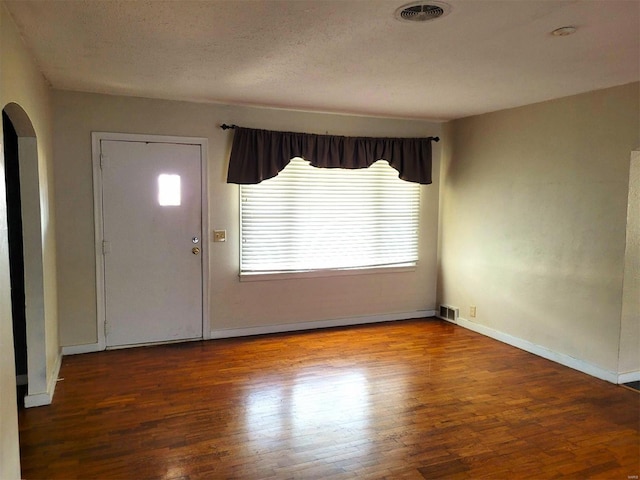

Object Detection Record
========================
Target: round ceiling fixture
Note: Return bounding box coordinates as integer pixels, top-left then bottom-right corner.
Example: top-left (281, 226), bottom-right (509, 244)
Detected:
top-left (551, 26), bottom-right (577, 36)
top-left (395, 2), bottom-right (451, 22)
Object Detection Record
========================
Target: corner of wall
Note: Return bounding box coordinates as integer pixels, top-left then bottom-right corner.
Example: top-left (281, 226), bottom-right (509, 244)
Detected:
top-left (436, 120), bottom-right (455, 308)
top-left (24, 348), bottom-right (61, 408)
top-left (618, 150), bottom-right (640, 379)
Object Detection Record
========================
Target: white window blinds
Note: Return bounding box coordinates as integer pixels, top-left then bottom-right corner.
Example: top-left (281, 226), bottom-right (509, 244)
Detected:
top-left (240, 157), bottom-right (420, 275)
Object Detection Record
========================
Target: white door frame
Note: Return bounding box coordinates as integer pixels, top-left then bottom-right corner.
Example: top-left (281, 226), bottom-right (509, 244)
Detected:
top-left (92, 132), bottom-right (210, 350)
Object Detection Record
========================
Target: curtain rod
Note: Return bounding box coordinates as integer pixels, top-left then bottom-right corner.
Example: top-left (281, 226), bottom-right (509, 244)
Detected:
top-left (220, 124), bottom-right (439, 142)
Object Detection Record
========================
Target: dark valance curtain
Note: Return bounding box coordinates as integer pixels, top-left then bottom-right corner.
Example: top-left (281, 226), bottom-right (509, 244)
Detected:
top-left (226, 127), bottom-right (435, 185)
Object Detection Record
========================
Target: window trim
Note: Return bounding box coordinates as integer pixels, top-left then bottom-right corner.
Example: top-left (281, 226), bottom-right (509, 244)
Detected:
top-left (239, 264), bottom-right (417, 282)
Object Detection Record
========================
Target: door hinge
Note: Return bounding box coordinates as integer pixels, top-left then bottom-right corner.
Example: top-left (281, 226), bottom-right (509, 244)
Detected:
top-left (102, 241), bottom-right (111, 255)
top-left (99, 153), bottom-right (105, 169)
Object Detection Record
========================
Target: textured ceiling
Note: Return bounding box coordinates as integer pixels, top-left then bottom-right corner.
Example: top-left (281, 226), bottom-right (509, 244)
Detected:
top-left (4, 0), bottom-right (640, 120)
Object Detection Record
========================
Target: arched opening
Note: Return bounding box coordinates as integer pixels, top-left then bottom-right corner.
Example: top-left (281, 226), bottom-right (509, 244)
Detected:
top-left (1, 103), bottom-right (47, 407)
top-left (2, 111), bottom-right (27, 404)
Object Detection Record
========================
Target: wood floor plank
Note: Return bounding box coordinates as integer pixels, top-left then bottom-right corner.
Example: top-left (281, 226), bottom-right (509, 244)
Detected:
top-left (19, 319), bottom-right (640, 479)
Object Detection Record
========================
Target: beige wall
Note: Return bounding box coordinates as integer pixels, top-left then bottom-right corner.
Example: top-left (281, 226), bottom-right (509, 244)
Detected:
top-left (1, 1), bottom-right (59, 477)
top-left (53, 90), bottom-right (441, 346)
top-left (439, 83), bottom-right (640, 375)
top-left (0, 7), bottom-right (18, 478)
top-left (0, 175), bottom-right (19, 478)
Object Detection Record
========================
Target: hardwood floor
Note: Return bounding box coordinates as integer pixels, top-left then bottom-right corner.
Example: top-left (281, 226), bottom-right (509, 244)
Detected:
top-left (19, 319), bottom-right (639, 479)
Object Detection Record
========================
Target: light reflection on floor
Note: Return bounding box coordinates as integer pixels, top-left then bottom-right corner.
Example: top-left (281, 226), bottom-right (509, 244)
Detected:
top-left (244, 369), bottom-right (372, 451)
top-left (292, 371), bottom-right (370, 430)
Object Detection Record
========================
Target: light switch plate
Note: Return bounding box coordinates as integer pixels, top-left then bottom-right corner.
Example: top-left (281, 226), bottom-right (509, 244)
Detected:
top-left (213, 230), bottom-right (226, 242)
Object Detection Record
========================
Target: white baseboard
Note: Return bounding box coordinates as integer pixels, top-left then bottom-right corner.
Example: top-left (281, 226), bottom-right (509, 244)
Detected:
top-left (24, 391), bottom-right (52, 408)
top-left (618, 371), bottom-right (640, 384)
top-left (211, 310), bottom-right (436, 339)
top-left (24, 350), bottom-right (62, 408)
top-left (455, 317), bottom-right (619, 384)
top-left (62, 342), bottom-right (102, 355)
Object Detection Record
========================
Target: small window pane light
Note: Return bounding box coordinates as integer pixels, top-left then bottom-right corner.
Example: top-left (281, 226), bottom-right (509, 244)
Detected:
top-left (158, 174), bottom-right (181, 206)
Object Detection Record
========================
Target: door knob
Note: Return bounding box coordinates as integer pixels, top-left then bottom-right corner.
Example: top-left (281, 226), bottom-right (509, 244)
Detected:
top-left (192, 247), bottom-right (200, 255)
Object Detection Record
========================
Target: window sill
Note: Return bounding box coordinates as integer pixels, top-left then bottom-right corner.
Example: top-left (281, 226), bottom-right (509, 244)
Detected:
top-left (239, 264), bottom-right (417, 282)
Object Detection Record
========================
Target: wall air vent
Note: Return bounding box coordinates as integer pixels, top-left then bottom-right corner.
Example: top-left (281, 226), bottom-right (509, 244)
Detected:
top-left (438, 304), bottom-right (459, 323)
top-left (395, 2), bottom-right (451, 22)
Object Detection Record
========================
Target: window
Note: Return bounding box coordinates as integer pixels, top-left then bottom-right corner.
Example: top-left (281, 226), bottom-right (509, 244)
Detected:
top-left (240, 157), bottom-right (419, 276)
top-left (157, 174), bottom-right (181, 206)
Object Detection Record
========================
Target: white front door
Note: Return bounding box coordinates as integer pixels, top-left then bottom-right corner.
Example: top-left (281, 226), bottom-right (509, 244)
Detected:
top-left (100, 139), bottom-right (203, 347)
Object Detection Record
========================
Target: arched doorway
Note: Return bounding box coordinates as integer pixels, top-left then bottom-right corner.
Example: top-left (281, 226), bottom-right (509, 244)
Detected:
top-left (2, 111), bottom-right (27, 402)
top-left (2, 103), bottom-right (48, 406)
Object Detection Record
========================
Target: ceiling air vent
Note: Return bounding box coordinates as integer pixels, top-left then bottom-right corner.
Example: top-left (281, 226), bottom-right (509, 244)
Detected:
top-left (395, 2), bottom-right (450, 22)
